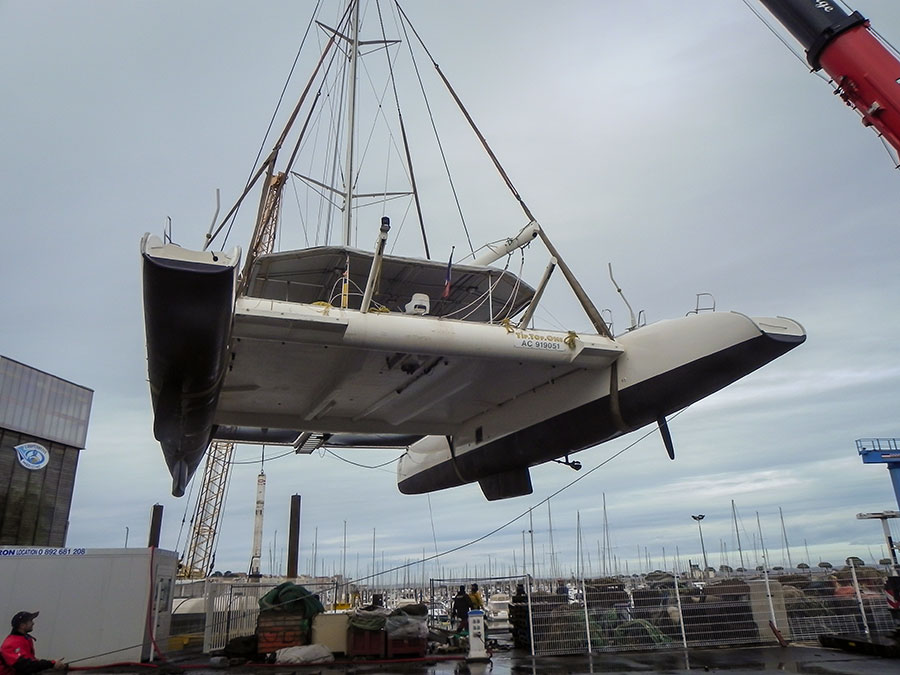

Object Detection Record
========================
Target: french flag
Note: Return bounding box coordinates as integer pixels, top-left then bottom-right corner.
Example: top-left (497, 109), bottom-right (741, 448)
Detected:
top-left (441, 247), bottom-right (454, 299)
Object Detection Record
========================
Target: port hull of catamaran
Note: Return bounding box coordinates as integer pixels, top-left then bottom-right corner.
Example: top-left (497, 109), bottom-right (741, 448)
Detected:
top-left (397, 312), bottom-right (804, 499)
top-left (141, 234), bottom-right (241, 495)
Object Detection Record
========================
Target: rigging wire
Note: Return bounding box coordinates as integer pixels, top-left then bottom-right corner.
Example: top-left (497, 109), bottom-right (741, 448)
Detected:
top-left (290, 176), bottom-right (311, 247)
top-left (209, 2), bottom-right (353, 252)
top-left (394, 1), bottom-right (475, 257)
top-left (217, 0), bottom-right (324, 249)
top-left (741, 0), bottom-right (898, 168)
top-left (174, 462), bottom-right (199, 555)
top-left (739, 0), bottom-right (834, 84)
top-left (395, 1), bottom-right (537, 226)
top-left (440, 254), bottom-right (514, 321)
top-left (426, 493), bottom-right (441, 563)
top-left (325, 448), bottom-right (401, 469)
top-left (493, 249), bottom-right (527, 322)
top-left (343, 410), bottom-right (685, 587)
top-left (377, 0), bottom-right (432, 259)
top-left (229, 448), bottom-right (296, 465)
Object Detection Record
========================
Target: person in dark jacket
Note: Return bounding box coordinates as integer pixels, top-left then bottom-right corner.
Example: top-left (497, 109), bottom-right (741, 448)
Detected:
top-left (0, 612), bottom-right (64, 675)
top-left (450, 586), bottom-right (472, 632)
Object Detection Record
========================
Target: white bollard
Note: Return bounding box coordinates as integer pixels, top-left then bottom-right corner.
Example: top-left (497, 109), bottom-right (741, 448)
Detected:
top-left (467, 609), bottom-right (489, 661)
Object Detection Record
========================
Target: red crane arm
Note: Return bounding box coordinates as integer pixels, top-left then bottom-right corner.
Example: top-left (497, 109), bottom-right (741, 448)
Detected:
top-left (760, 0), bottom-right (900, 155)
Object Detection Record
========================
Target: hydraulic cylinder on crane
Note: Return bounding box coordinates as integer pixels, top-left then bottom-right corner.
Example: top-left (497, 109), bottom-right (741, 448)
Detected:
top-left (759, 0), bottom-right (900, 155)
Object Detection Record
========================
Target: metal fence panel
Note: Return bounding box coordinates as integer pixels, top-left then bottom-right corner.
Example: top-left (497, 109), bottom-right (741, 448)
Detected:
top-left (195, 570), bottom-right (895, 657)
top-left (204, 582), bottom-right (277, 652)
top-left (517, 571), bottom-right (895, 656)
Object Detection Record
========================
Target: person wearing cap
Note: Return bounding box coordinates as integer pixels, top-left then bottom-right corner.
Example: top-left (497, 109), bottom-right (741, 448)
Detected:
top-left (450, 586), bottom-right (472, 632)
top-left (0, 612), bottom-right (65, 675)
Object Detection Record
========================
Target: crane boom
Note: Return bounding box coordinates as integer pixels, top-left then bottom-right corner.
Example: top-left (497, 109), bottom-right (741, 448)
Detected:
top-left (759, 0), bottom-right (900, 156)
top-left (179, 440), bottom-right (235, 578)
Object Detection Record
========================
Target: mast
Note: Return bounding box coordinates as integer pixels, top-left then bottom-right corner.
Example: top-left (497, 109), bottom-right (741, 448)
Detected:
top-left (576, 511), bottom-right (583, 580)
top-left (528, 508), bottom-right (536, 583)
top-left (604, 494), bottom-right (612, 576)
top-left (342, 520), bottom-right (348, 602)
top-left (547, 501), bottom-right (556, 580)
top-left (342, 0), bottom-right (360, 246)
top-left (313, 527), bottom-right (318, 578)
top-left (779, 507), bottom-right (793, 569)
top-left (732, 500), bottom-right (746, 571)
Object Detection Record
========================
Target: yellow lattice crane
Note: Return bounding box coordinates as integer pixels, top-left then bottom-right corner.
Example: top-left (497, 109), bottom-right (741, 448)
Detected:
top-left (178, 170), bottom-right (285, 579)
top-left (178, 440), bottom-right (235, 578)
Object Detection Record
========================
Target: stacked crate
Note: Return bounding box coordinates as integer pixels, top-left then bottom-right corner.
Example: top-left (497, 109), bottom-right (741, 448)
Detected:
top-left (346, 626), bottom-right (385, 658)
top-left (256, 610), bottom-right (309, 654)
top-left (385, 635), bottom-right (427, 658)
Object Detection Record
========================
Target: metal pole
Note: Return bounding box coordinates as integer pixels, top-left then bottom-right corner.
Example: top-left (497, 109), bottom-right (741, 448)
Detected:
top-left (527, 573), bottom-right (535, 658)
top-left (287, 494), bottom-right (301, 578)
top-left (517, 257), bottom-right (556, 329)
top-left (673, 573), bottom-right (688, 649)
top-left (756, 513), bottom-right (778, 629)
top-left (535, 227), bottom-right (611, 338)
top-left (581, 574), bottom-right (592, 653)
top-left (881, 518), bottom-right (900, 574)
top-left (856, 511), bottom-right (900, 576)
top-left (148, 504), bottom-right (163, 548)
top-left (360, 218), bottom-right (390, 312)
top-left (529, 509), bottom-right (536, 586)
top-left (849, 558), bottom-right (871, 637)
top-left (528, 510), bottom-right (536, 657)
top-left (225, 585), bottom-right (233, 645)
top-left (522, 531), bottom-right (527, 577)
top-left (487, 271), bottom-right (493, 323)
top-left (150, 573), bottom-right (162, 663)
top-left (692, 515), bottom-right (708, 574)
top-left (890, 464), bottom-right (900, 512)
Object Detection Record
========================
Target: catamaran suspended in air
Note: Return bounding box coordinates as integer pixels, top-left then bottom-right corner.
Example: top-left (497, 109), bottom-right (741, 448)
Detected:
top-left (142, 0), bottom-right (805, 498)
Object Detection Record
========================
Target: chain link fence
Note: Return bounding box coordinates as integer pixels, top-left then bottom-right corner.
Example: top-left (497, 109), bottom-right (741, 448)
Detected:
top-left (179, 563), bottom-right (895, 657)
top-left (508, 565), bottom-right (896, 656)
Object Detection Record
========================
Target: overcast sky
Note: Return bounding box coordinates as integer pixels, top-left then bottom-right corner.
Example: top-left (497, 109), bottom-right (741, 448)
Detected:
top-left (3, 0), bottom-right (900, 583)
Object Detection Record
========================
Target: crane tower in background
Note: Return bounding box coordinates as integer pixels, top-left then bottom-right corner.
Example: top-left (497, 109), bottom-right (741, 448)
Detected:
top-left (249, 470), bottom-right (266, 578)
top-left (179, 440), bottom-right (235, 578)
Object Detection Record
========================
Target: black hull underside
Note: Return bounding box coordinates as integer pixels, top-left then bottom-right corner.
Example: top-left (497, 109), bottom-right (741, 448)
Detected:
top-left (397, 330), bottom-right (805, 496)
top-left (143, 252), bottom-right (236, 496)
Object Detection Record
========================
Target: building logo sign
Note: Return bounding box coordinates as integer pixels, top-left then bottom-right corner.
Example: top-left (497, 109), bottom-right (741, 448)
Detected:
top-left (14, 443), bottom-right (49, 470)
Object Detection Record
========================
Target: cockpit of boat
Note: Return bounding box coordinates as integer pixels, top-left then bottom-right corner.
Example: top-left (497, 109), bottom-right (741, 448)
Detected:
top-left (244, 245), bottom-right (536, 323)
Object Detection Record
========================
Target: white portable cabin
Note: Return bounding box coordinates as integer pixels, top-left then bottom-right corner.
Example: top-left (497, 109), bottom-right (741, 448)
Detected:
top-left (0, 547), bottom-right (177, 666)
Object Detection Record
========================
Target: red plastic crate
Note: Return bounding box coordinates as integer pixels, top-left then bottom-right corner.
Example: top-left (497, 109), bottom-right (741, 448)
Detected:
top-left (386, 636), bottom-right (426, 658)
top-left (347, 627), bottom-right (385, 658)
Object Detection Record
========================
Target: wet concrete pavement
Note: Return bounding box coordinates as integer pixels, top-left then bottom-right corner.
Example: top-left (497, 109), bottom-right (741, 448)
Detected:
top-left (162, 644), bottom-right (898, 675)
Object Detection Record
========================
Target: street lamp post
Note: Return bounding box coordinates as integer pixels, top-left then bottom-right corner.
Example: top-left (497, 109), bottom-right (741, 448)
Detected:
top-left (692, 515), bottom-right (709, 575)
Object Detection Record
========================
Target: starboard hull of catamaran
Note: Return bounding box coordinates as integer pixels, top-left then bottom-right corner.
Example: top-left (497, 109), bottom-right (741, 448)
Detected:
top-left (396, 312), bottom-right (804, 500)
